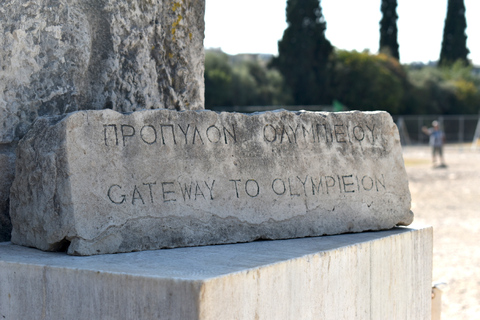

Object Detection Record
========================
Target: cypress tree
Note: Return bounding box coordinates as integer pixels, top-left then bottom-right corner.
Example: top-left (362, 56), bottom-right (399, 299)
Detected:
top-left (271, 0), bottom-right (333, 105)
top-left (439, 0), bottom-right (469, 66)
top-left (379, 0), bottom-right (400, 60)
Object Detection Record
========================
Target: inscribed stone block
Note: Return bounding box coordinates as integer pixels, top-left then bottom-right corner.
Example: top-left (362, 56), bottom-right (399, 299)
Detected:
top-left (10, 109), bottom-right (413, 255)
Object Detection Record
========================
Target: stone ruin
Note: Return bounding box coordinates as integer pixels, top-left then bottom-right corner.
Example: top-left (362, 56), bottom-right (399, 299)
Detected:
top-left (1, 0), bottom-right (413, 255)
top-left (0, 0), bottom-right (205, 241)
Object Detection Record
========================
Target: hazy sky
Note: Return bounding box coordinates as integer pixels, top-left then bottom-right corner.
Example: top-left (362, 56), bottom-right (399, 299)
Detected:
top-left (204, 0), bottom-right (480, 65)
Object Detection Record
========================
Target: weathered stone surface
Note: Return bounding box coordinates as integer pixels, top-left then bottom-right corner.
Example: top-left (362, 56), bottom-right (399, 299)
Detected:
top-left (0, 227), bottom-right (433, 319)
top-left (0, 149), bottom-right (15, 241)
top-left (0, 0), bottom-right (205, 241)
top-left (10, 109), bottom-right (413, 255)
top-left (0, 0), bottom-right (205, 145)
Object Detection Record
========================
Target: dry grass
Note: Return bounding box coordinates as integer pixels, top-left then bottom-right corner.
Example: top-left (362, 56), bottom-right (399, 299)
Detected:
top-left (404, 145), bottom-right (480, 319)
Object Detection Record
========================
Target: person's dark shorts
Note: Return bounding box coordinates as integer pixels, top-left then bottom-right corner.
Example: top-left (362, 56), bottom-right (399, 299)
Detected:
top-left (433, 146), bottom-right (443, 157)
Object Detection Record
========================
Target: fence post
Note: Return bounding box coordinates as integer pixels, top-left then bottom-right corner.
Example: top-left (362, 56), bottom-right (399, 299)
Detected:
top-left (459, 116), bottom-right (464, 144)
top-left (418, 116), bottom-right (423, 144)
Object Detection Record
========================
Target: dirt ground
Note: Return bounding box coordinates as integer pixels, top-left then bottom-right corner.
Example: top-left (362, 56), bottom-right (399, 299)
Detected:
top-left (403, 144), bottom-right (480, 319)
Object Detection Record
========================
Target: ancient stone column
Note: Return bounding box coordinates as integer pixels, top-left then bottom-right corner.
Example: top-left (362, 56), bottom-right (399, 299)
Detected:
top-left (0, 0), bottom-right (206, 240)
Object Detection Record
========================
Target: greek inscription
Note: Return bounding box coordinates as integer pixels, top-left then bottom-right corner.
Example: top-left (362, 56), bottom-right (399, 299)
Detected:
top-left (178, 124), bottom-right (190, 144)
top-left (104, 124), bottom-right (119, 146)
top-left (140, 125), bottom-right (157, 145)
top-left (104, 123), bottom-right (236, 147)
top-left (121, 124), bottom-right (135, 146)
top-left (264, 124), bottom-right (277, 143)
top-left (206, 125), bottom-right (221, 143)
top-left (223, 125), bottom-right (237, 144)
top-left (334, 125), bottom-right (347, 143)
top-left (160, 124), bottom-right (177, 145)
top-left (353, 126), bottom-right (365, 141)
top-left (193, 126), bottom-right (205, 145)
top-left (302, 125), bottom-right (315, 143)
top-left (366, 124), bottom-right (376, 144)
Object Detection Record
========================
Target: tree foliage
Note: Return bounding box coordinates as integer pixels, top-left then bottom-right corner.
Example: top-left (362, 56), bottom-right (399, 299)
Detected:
top-left (330, 50), bottom-right (405, 114)
top-left (204, 50), bottom-right (292, 109)
top-left (439, 0), bottom-right (469, 66)
top-left (271, 0), bottom-right (333, 105)
top-left (379, 0), bottom-right (399, 60)
top-left (407, 62), bottom-right (480, 114)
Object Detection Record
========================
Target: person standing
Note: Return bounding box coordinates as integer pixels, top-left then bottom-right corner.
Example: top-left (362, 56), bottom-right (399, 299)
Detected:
top-left (422, 121), bottom-right (447, 167)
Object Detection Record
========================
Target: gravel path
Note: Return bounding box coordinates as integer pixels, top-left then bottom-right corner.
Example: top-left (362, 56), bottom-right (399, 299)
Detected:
top-left (403, 145), bottom-right (480, 320)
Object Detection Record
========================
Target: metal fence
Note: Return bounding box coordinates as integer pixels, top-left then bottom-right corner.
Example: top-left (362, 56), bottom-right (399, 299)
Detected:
top-left (393, 115), bottom-right (480, 146)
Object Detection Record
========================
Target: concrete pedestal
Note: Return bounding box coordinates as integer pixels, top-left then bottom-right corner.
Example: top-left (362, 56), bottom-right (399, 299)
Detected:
top-left (0, 227), bottom-right (432, 320)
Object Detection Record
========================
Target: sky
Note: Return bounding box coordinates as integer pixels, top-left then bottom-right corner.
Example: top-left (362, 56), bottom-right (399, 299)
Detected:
top-left (204, 0), bottom-right (480, 65)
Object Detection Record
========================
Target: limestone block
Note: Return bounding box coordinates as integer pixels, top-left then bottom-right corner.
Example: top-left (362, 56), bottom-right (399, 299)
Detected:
top-left (0, 0), bottom-right (205, 242)
top-left (0, 149), bottom-right (15, 241)
top-left (0, 227), bottom-right (433, 320)
top-left (0, 0), bottom-right (205, 145)
top-left (10, 109), bottom-right (413, 255)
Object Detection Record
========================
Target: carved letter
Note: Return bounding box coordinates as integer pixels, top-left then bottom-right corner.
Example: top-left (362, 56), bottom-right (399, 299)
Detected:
top-left (204, 180), bottom-right (216, 200)
top-left (245, 179), bottom-right (260, 198)
top-left (342, 175), bottom-right (355, 193)
top-left (132, 185), bottom-right (145, 205)
top-left (178, 124), bottom-right (190, 144)
top-left (366, 124), bottom-right (376, 144)
top-left (104, 124), bottom-right (119, 146)
top-left (334, 124), bottom-right (347, 143)
top-left (223, 125), bottom-right (237, 144)
top-left (325, 176), bottom-right (336, 195)
top-left (160, 124), bottom-right (177, 145)
top-left (162, 182), bottom-right (176, 202)
top-left (108, 185), bottom-right (126, 204)
top-left (272, 178), bottom-right (286, 196)
top-left (297, 175), bottom-right (309, 196)
top-left (263, 124), bottom-right (277, 143)
top-left (353, 126), bottom-right (365, 141)
top-left (144, 182), bottom-right (157, 203)
top-left (140, 125), bottom-right (157, 145)
top-left (193, 126), bottom-right (205, 145)
top-left (375, 174), bottom-right (386, 191)
top-left (121, 124), bottom-right (135, 146)
top-left (230, 179), bottom-right (241, 198)
top-left (206, 125), bottom-right (221, 143)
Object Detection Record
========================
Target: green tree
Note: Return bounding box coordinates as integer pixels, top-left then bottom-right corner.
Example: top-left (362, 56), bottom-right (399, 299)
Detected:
top-left (204, 50), bottom-right (292, 109)
top-left (204, 50), bottom-right (233, 108)
top-left (439, 0), bottom-right (469, 66)
top-left (330, 50), bottom-right (406, 114)
top-left (271, 0), bottom-right (333, 105)
top-left (380, 0), bottom-right (399, 60)
top-left (406, 62), bottom-right (480, 114)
